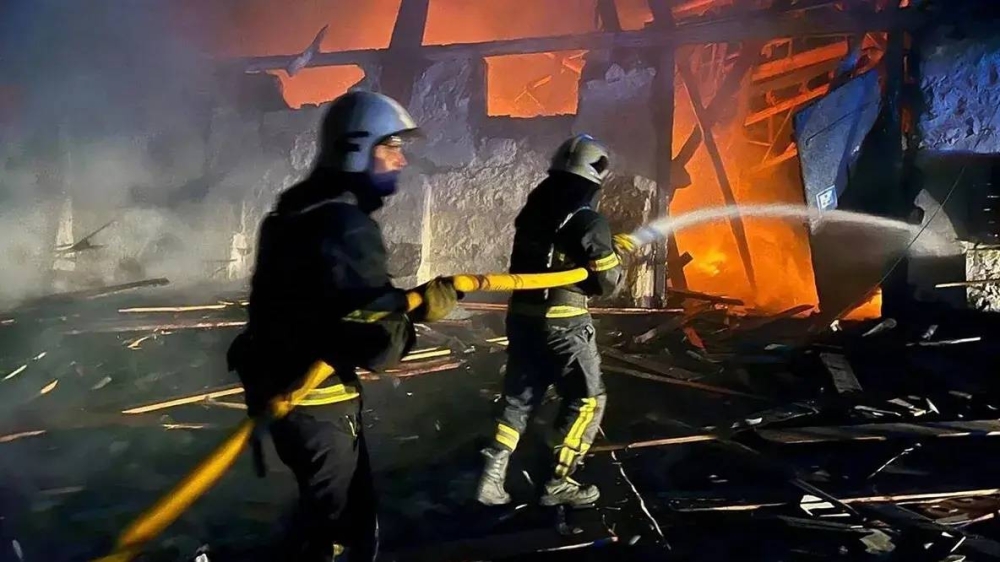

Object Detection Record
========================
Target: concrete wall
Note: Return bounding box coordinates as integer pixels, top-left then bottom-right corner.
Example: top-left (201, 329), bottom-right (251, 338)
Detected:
top-left (919, 23), bottom-right (1000, 154)
top-left (914, 20), bottom-right (1000, 309)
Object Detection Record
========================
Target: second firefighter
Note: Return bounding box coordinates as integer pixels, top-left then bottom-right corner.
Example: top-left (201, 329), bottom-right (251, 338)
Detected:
top-left (476, 134), bottom-right (624, 508)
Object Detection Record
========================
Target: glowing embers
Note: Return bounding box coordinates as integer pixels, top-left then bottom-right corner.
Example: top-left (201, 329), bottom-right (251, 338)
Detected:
top-left (268, 66), bottom-right (366, 109)
top-left (485, 51), bottom-right (585, 118)
top-left (844, 289), bottom-right (882, 321)
top-left (423, 0), bottom-right (598, 45)
top-left (670, 67), bottom-right (819, 313)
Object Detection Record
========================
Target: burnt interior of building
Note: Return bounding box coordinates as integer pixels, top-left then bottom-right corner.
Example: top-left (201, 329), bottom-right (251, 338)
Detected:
top-left (3, 0), bottom-right (1000, 560)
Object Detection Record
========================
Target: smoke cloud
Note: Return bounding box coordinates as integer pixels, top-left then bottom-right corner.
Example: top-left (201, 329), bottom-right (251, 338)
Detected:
top-left (0, 0), bottom-right (296, 306)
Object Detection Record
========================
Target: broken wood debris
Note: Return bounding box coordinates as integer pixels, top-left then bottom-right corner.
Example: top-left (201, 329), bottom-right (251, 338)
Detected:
top-left (64, 320), bottom-right (248, 335)
top-left (819, 352), bottom-right (863, 394)
top-left (600, 346), bottom-right (702, 381)
top-left (122, 358), bottom-right (464, 414)
top-left (590, 418), bottom-right (1000, 452)
top-left (602, 364), bottom-right (767, 400)
top-left (118, 304), bottom-right (230, 314)
top-left (936, 279), bottom-right (1000, 288)
top-left (0, 430), bottom-right (46, 444)
top-left (18, 278), bottom-right (170, 308)
top-left (673, 489), bottom-right (1000, 513)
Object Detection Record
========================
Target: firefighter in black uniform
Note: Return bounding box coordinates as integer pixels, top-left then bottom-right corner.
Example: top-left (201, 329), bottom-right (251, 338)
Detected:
top-left (475, 134), bottom-right (624, 507)
top-left (227, 91), bottom-right (458, 562)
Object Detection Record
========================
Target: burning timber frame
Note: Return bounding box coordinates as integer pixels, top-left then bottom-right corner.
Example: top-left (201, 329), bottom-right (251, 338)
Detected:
top-left (234, 0), bottom-right (927, 307)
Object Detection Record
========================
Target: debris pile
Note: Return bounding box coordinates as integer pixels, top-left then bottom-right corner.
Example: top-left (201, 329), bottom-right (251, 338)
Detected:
top-left (2, 280), bottom-right (1000, 561)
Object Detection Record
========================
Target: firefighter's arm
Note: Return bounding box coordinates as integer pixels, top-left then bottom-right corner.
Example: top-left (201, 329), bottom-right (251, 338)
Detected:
top-left (570, 210), bottom-right (624, 297)
top-left (322, 218), bottom-right (416, 372)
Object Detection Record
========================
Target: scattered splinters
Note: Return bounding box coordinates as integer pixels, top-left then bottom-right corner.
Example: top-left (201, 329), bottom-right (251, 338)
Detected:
top-left (4, 364), bottom-right (27, 381)
top-left (40, 380), bottom-right (59, 395)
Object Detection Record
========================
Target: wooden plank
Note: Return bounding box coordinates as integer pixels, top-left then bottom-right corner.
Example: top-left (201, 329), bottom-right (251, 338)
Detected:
top-left (596, 0), bottom-right (622, 32)
top-left (678, 59), bottom-right (758, 293)
top-left (674, 40), bottom-right (766, 170)
top-left (745, 84), bottom-right (829, 126)
top-left (819, 352), bottom-right (863, 394)
top-left (600, 346), bottom-right (703, 381)
top-left (18, 278), bottom-right (170, 307)
top-left (238, 9), bottom-right (923, 72)
top-left (602, 363), bottom-right (767, 400)
top-left (381, 0), bottom-right (432, 101)
top-left (752, 41), bottom-right (849, 82)
top-left (758, 419), bottom-right (1000, 444)
top-left (675, 488), bottom-right (1000, 513)
top-left (649, 3), bottom-right (675, 308)
top-left (937, 278), bottom-right (1000, 288)
top-left (747, 144), bottom-right (800, 174)
top-left (592, 419), bottom-right (1000, 453)
top-left (118, 360), bottom-right (463, 415)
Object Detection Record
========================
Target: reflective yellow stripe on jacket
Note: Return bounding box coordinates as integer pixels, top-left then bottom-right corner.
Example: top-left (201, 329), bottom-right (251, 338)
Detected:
top-left (588, 252), bottom-right (620, 272)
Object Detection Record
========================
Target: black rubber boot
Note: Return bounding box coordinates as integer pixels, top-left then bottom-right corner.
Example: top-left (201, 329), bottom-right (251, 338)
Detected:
top-left (539, 477), bottom-right (600, 507)
top-left (475, 448), bottom-right (513, 506)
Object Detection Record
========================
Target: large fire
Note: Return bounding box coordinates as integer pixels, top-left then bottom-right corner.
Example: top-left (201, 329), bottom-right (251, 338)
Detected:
top-left (165, 0), bottom-right (879, 317)
top-left (669, 59), bottom-right (821, 315)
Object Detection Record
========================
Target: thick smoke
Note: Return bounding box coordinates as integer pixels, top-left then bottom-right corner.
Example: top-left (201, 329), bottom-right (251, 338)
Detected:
top-left (0, 1), bottom-right (288, 307)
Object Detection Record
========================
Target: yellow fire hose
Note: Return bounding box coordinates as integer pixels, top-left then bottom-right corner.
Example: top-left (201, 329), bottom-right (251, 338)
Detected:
top-left (95, 268), bottom-right (589, 562)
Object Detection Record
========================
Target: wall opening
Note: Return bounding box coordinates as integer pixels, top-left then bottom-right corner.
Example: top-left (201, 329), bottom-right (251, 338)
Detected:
top-left (485, 51), bottom-right (585, 118)
top-left (268, 66), bottom-right (366, 109)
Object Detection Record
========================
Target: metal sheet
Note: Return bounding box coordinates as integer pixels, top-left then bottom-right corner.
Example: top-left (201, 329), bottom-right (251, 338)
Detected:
top-left (793, 70), bottom-right (882, 223)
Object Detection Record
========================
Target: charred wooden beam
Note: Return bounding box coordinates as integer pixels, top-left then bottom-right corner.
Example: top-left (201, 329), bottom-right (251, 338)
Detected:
top-left (675, 40), bottom-right (766, 170)
top-left (238, 9), bottom-right (923, 72)
top-left (674, 488), bottom-right (1000, 513)
top-left (745, 83), bottom-right (829, 125)
top-left (593, 419), bottom-right (1000, 452)
top-left (648, 1), bottom-right (676, 309)
top-left (678, 59), bottom-right (758, 292)
top-left (17, 278), bottom-right (170, 308)
top-left (600, 346), bottom-right (703, 382)
top-left (603, 364), bottom-right (767, 400)
top-left (596, 0), bottom-right (622, 32)
top-left (747, 144), bottom-right (800, 174)
top-left (753, 40), bottom-right (849, 82)
top-left (380, 0), bottom-right (432, 101)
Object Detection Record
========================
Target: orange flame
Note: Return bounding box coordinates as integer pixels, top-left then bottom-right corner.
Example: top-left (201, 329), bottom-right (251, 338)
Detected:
top-left (486, 51), bottom-right (585, 117)
top-left (670, 69), bottom-right (820, 314)
top-left (269, 67), bottom-right (366, 109)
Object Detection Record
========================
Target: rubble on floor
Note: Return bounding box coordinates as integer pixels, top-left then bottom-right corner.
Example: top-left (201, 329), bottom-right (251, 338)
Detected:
top-left (2, 281), bottom-right (1000, 561)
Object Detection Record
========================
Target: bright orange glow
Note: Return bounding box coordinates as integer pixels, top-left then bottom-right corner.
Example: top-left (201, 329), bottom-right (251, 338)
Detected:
top-left (486, 51), bottom-right (585, 117)
top-left (843, 290), bottom-right (882, 321)
top-left (424, 0), bottom-right (598, 45)
top-left (669, 70), bottom-right (820, 314)
top-left (268, 66), bottom-right (366, 109)
top-left (615, 0), bottom-right (654, 30)
top-left (169, 0), bottom-right (401, 57)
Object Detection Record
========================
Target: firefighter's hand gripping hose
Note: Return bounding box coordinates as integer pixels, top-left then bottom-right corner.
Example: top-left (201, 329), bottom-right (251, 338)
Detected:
top-left (95, 267), bottom-right (590, 562)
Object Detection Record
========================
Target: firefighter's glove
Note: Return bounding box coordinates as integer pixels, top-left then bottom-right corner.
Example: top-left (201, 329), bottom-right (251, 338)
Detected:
top-left (613, 233), bottom-right (640, 256)
top-left (411, 277), bottom-right (459, 323)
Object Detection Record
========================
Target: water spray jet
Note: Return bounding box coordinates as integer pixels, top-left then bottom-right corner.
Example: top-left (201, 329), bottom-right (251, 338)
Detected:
top-left (628, 204), bottom-right (952, 258)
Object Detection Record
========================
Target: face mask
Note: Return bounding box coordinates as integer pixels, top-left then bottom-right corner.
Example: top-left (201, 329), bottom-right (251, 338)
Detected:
top-left (368, 170), bottom-right (401, 197)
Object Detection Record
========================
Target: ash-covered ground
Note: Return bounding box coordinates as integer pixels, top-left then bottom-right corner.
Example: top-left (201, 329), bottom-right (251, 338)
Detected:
top-left (4, 283), bottom-right (1000, 561)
